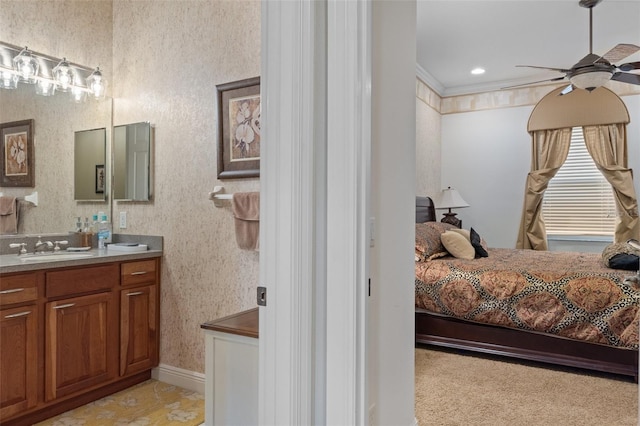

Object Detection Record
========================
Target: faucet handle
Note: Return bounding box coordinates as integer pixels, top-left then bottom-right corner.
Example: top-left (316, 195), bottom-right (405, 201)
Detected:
top-left (9, 243), bottom-right (27, 255)
top-left (53, 241), bottom-right (68, 252)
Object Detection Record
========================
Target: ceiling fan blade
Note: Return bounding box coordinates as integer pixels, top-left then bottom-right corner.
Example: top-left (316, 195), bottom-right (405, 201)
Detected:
top-left (516, 65), bottom-right (571, 73)
top-left (558, 84), bottom-right (574, 96)
top-left (619, 61), bottom-right (640, 72)
top-left (501, 76), bottom-right (566, 90)
top-left (598, 44), bottom-right (640, 64)
top-left (611, 72), bottom-right (640, 85)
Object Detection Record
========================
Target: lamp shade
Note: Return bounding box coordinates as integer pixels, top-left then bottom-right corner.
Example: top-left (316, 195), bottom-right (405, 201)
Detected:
top-left (52, 58), bottom-right (73, 92)
top-left (434, 187), bottom-right (469, 210)
top-left (12, 47), bottom-right (39, 84)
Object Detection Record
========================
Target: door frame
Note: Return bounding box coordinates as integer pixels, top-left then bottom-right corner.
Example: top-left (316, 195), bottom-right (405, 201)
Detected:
top-left (259, 0), bottom-right (371, 424)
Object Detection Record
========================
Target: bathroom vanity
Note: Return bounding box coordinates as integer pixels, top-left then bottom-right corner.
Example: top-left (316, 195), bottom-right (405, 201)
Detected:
top-left (0, 244), bottom-right (162, 426)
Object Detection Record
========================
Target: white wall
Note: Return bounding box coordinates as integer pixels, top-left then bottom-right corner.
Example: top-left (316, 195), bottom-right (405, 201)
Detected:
top-left (370, 2), bottom-right (417, 425)
top-left (440, 93), bottom-right (640, 249)
top-left (440, 105), bottom-right (532, 248)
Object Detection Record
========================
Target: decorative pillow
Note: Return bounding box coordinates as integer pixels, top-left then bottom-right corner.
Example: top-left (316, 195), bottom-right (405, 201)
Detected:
top-left (441, 230), bottom-right (475, 260)
top-left (602, 242), bottom-right (640, 269)
top-left (449, 228), bottom-right (471, 241)
top-left (470, 227), bottom-right (489, 258)
top-left (415, 222), bottom-right (458, 261)
top-left (609, 253), bottom-right (640, 271)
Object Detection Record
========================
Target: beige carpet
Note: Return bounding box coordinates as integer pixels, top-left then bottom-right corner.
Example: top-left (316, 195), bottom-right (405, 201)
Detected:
top-left (35, 379), bottom-right (204, 426)
top-left (415, 347), bottom-right (638, 426)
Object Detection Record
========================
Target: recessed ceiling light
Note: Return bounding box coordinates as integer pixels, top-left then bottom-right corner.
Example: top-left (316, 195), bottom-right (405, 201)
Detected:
top-left (471, 67), bottom-right (485, 75)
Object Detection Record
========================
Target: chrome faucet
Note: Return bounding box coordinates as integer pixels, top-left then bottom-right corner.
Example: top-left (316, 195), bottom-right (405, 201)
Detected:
top-left (34, 237), bottom-right (54, 253)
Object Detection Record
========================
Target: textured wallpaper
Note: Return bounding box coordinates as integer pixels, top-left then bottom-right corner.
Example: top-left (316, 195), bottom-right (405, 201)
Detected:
top-left (111, 0), bottom-right (261, 374)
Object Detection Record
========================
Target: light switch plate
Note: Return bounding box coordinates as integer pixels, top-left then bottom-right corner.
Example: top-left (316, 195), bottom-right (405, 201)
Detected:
top-left (119, 211), bottom-right (127, 229)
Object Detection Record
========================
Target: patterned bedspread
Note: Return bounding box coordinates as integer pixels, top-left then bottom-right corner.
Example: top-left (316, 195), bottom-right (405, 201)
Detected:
top-left (415, 248), bottom-right (640, 350)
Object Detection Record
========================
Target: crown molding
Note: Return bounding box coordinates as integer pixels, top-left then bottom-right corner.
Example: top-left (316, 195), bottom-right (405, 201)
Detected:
top-left (415, 63), bottom-right (444, 96)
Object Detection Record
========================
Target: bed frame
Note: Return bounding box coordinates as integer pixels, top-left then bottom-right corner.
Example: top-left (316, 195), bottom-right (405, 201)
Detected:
top-left (414, 196), bottom-right (639, 381)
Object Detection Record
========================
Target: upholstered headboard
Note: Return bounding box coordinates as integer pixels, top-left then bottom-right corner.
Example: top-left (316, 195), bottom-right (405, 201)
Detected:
top-left (416, 196), bottom-right (436, 223)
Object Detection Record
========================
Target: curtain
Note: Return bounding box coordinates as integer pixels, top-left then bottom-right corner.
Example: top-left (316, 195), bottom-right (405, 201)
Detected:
top-left (583, 124), bottom-right (639, 242)
top-left (516, 128), bottom-right (572, 250)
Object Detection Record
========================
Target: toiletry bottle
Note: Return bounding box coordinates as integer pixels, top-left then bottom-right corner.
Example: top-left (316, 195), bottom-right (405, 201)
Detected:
top-left (91, 214), bottom-right (99, 233)
top-left (76, 217), bottom-right (82, 232)
top-left (81, 217), bottom-right (93, 247)
top-left (97, 214), bottom-right (112, 249)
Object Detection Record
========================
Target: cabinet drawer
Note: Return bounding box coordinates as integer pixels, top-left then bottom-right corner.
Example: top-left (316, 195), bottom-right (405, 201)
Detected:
top-left (46, 264), bottom-right (118, 298)
top-left (121, 260), bottom-right (157, 286)
top-left (0, 273), bottom-right (38, 306)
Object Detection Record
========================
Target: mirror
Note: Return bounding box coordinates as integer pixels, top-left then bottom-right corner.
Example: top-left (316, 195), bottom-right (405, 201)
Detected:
top-left (113, 122), bottom-right (152, 201)
top-left (74, 128), bottom-right (107, 201)
top-left (0, 83), bottom-right (112, 235)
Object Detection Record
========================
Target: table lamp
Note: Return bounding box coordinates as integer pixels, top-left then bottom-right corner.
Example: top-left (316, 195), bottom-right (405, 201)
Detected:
top-left (434, 187), bottom-right (469, 228)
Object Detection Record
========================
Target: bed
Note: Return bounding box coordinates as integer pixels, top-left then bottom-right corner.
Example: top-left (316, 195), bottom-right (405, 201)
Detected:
top-left (414, 196), bottom-right (639, 381)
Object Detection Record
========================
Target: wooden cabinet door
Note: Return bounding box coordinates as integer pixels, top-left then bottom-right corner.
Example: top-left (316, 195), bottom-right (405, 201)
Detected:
top-left (45, 292), bottom-right (118, 401)
top-left (0, 305), bottom-right (38, 419)
top-left (120, 285), bottom-right (158, 376)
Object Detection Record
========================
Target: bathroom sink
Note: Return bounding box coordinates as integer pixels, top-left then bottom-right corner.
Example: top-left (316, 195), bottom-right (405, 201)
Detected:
top-left (19, 253), bottom-right (95, 262)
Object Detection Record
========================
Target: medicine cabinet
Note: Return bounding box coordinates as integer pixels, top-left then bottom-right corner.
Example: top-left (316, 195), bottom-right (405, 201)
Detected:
top-left (113, 122), bottom-right (152, 201)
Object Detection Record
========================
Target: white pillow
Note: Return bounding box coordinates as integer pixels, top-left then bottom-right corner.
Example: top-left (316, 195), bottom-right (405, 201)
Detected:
top-left (449, 228), bottom-right (471, 241)
top-left (441, 230), bottom-right (475, 260)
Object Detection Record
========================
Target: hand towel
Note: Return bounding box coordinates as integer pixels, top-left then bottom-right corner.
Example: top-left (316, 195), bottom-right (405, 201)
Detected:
top-left (232, 192), bottom-right (260, 251)
top-left (0, 196), bottom-right (18, 234)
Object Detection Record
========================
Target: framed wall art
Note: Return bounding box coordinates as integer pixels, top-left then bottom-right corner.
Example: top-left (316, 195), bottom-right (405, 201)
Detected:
top-left (95, 164), bottom-right (105, 194)
top-left (216, 76), bottom-right (260, 179)
top-left (1, 119), bottom-right (35, 187)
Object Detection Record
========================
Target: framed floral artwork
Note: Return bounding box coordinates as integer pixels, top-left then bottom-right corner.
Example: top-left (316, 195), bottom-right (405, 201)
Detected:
top-left (216, 77), bottom-right (260, 179)
top-left (1, 119), bottom-right (35, 187)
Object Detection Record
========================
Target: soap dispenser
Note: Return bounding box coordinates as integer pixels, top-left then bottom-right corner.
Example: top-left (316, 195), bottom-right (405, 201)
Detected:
top-left (97, 214), bottom-right (112, 249)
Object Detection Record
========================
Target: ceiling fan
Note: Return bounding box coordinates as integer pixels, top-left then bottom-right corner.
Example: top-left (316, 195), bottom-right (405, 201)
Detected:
top-left (506, 0), bottom-right (640, 94)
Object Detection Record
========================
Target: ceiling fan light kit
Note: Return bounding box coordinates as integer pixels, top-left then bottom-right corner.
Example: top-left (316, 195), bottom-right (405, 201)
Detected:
top-left (506, 0), bottom-right (640, 93)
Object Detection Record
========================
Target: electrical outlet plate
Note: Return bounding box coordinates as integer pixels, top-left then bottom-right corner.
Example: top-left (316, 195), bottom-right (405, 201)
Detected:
top-left (119, 211), bottom-right (127, 229)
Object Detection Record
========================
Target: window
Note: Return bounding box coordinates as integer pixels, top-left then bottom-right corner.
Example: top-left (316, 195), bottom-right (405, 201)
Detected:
top-left (542, 127), bottom-right (616, 237)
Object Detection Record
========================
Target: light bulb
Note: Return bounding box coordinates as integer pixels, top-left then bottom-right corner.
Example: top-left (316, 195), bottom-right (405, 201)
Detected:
top-left (71, 85), bottom-right (87, 103)
top-left (35, 78), bottom-right (56, 96)
top-left (12, 47), bottom-right (39, 83)
top-left (86, 67), bottom-right (106, 100)
top-left (53, 58), bottom-right (73, 92)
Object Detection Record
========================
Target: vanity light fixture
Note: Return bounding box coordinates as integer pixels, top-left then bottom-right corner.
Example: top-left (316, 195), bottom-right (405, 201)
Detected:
top-left (35, 77), bottom-right (56, 96)
top-left (52, 58), bottom-right (73, 92)
top-left (71, 84), bottom-right (87, 103)
top-left (86, 67), bottom-right (106, 100)
top-left (0, 40), bottom-right (109, 101)
top-left (0, 67), bottom-right (18, 89)
top-left (12, 47), bottom-right (39, 83)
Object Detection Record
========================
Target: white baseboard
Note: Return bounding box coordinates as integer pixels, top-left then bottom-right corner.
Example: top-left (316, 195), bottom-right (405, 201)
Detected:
top-left (152, 363), bottom-right (205, 395)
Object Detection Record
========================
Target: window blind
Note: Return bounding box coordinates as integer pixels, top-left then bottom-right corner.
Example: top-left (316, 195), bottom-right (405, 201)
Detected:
top-left (542, 127), bottom-right (616, 237)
